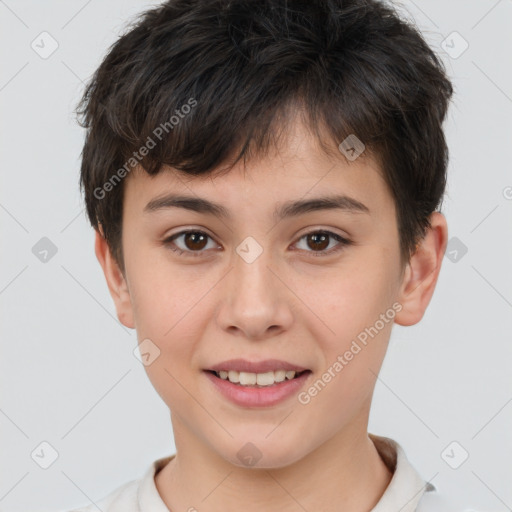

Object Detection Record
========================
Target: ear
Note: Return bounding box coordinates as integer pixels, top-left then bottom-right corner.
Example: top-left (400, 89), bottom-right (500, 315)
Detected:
top-left (94, 227), bottom-right (135, 329)
top-left (394, 212), bottom-right (448, 326)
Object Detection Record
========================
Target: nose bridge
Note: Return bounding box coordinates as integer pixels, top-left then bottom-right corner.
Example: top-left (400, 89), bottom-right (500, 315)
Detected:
top-left (232, 237), bottom-right (276, 306)
top-left (216, 237), bottom-right (293, 338)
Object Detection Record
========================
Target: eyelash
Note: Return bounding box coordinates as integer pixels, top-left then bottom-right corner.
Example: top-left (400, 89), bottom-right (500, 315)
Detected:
top-left (163, 229), bottom-right (353, 258)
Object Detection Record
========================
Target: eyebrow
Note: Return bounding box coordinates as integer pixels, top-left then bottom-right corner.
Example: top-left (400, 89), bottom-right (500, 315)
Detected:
top-left (143, 193), bottom-right (370, 220)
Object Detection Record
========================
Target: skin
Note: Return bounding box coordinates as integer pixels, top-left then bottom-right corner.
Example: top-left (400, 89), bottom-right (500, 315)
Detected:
top-left (95, 118), bottom-right (448, 512)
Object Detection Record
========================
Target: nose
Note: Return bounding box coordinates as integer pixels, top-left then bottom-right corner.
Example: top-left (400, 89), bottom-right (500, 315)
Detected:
top-left (215, 246), bottom-right (294, 340)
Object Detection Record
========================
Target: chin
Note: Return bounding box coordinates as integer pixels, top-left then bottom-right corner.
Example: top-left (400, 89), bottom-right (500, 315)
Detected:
top-left (219, 439), bottom-right (307, 470)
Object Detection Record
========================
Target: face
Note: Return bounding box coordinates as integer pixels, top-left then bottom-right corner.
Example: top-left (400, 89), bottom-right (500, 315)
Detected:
top-left (97, 119), bottom-right (446, 469)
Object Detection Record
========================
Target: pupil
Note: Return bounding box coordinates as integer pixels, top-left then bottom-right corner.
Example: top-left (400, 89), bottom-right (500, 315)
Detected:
top-left (309, 233), bottom-right (329, 251)
top-left (186, 232), bottom-right (207, 250)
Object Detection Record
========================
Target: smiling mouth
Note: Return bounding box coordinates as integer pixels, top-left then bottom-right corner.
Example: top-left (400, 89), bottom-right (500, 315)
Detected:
top-left (206, 369), bottom-right (311, 387)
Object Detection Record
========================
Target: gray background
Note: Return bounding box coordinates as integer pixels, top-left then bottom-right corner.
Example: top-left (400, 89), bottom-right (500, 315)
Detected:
top-left (1, 0), bottom-right (511, 510)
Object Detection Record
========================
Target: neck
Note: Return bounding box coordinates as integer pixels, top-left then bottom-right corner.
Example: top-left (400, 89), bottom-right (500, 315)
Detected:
top-left (155, 415), bottom-right (393, 512)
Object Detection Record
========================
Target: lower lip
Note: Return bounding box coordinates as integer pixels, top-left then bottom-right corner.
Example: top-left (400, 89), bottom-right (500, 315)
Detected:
top-left (204, 370), bottom-right (312, 408)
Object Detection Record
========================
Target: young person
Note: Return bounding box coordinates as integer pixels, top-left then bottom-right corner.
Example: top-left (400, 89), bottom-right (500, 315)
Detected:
top-left (70, 0), bottom-right (462, 510)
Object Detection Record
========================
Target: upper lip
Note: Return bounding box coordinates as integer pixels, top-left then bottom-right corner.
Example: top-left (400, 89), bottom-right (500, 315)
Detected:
top-left (207, 359), bottom-right (310, 373)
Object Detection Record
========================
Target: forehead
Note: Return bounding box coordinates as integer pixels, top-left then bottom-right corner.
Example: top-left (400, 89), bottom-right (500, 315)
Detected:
top-left (123, 120), bottom-right (394, 222)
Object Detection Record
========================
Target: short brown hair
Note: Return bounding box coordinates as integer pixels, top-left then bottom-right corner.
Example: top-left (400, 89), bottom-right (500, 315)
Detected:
top-left (76, 0), bottom-right (454, 275)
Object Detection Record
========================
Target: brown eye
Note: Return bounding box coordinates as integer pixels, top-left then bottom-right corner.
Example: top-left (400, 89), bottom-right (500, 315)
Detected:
top-left (164, 230), bottom-right (216, 257)
top-left (306, 232), bottom-right (330, 251)
top-left (164, 229), bottom-right (352, 259)
top-left (182, 232), bottom-right (208, 250)
top-left (294, 230), bottom-right (352, 256)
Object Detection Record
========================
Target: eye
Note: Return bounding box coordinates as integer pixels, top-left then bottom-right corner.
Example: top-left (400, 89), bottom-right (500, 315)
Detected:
top-left (163, 230), bottom-right (218, 257)
top-left (293, 230), bottom-right (352, 256)
top-left (163, 229), bottom-right (352, 258)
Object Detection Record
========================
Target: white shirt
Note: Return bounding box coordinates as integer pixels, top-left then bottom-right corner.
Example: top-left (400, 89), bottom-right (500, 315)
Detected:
top-left (67, 434), bottom-right (464, 511)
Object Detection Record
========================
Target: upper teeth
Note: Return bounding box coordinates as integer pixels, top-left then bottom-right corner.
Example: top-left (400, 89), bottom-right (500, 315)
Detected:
top-left (216, 370), bottom-right (299, 386)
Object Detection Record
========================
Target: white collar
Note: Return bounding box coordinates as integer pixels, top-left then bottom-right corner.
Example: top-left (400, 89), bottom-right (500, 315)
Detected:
top-left (368, 433), bottom-right (435, 511)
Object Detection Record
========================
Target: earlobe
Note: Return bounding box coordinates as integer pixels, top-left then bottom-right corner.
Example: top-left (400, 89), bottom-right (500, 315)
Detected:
top-left (394, 212), bottom-right (448, 327)
top-left (94, 228), bottom-right (135, 329)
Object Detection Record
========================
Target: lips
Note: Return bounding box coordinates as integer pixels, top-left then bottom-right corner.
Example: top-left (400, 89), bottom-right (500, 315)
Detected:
top-left (204, 365), bottom-right (312, 407)
top-left (207, 358), bottom-right (309, 374)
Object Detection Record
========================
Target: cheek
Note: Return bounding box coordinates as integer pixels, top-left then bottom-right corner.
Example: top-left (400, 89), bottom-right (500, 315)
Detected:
top-left (299, 257), bottom-right (396, 376)
top-left (129, 271), bottom-right (205, 406)
top-left (128, 263), bottom-right (223, 370)
top-left (128, 252), bottom-right (206, 335)
top-left (309, 264), bottom-right (393, 332)
top-left (300, 274), bottom-right (394, 421)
